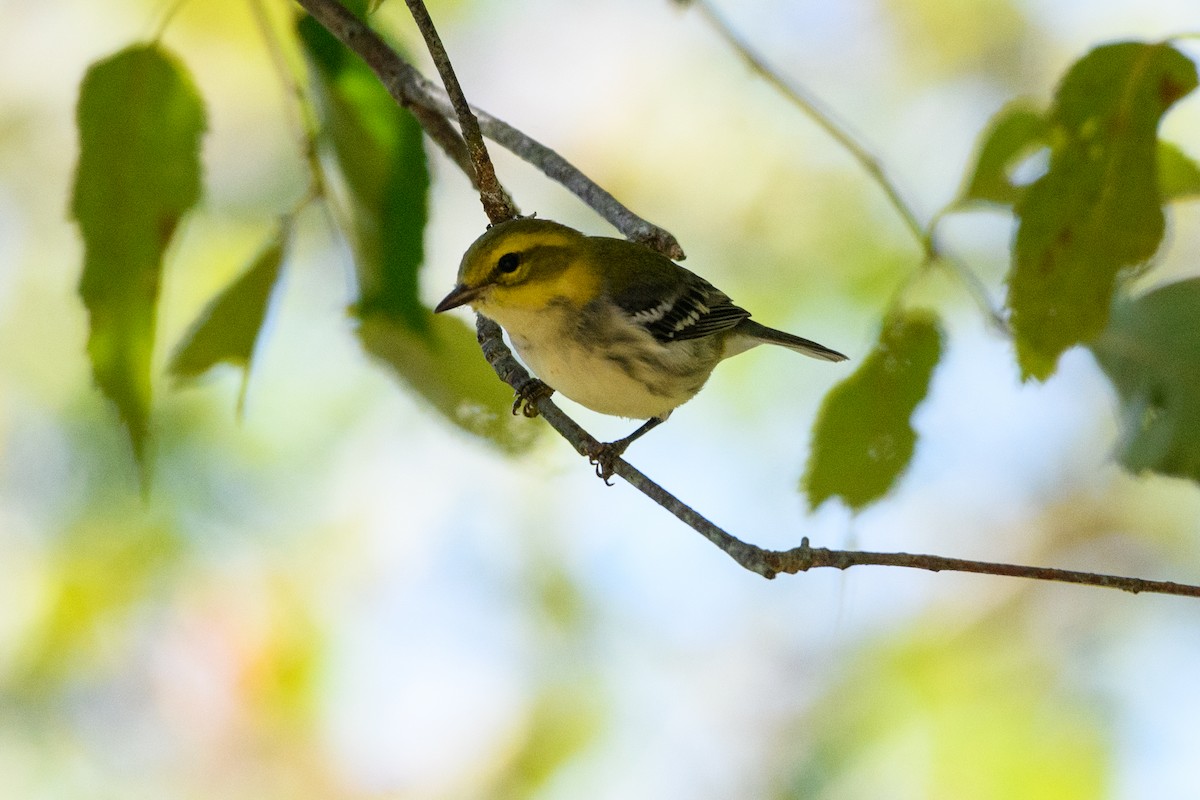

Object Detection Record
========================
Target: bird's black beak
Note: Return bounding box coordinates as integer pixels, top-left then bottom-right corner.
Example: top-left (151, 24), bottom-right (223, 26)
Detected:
top-left (434, 284), bottom-right (482, 313)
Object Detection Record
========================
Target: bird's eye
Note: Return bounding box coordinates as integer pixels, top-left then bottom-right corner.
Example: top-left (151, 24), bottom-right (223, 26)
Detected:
top-left (497, 252), bottom-right (521, 274)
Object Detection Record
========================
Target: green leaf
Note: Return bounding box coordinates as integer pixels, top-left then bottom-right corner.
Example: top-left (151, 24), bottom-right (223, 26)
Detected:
top-left (1090, 278), bottom-right (1200, 483)
top-left (957, 102), bottom-right (1048, 207)
top-left (298, 8), bottom-right (430, 331)
top-left (169, 220), bottom-right (290, 411)
top-left (804, 311), bottom-right (942, 511)
top-left (1008, 41), bottom-right (1197, 381)
top-left (357, 312), bottom-right (537, 453)
top-left (71, 44), bottom-right (206, 467)
top-left (1158, 140), bottom-right (1200, 201)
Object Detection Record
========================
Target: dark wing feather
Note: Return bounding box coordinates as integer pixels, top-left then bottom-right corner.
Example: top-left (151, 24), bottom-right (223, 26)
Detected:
top-left (614, 269), bottom-right (751, 344)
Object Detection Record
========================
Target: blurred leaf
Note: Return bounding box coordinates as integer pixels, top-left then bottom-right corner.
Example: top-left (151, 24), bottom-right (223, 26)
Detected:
top-left (169, 219), bottom-right (290, 411)
top-left (1008, 41), bottom-right (1197, 381)
top-left (804, 311), bottom-right (942, 511)
top-left (298, 5), bottom-right (430, 331)
top-left (881, 0), bottom-right (1032, 82)
top-left (1091, 278), bottom-right (1200, 483)
top-left (20, 515), bottom-right (182, 687)
top-left (493, 682), bottom-right (603, 798)
top-left (1158, 140), bottom-right (1200, 201)
top-left (357, 311), bottom-right (537, 452)
top-left (957, 102), bottom-right (1048, 207)
top-left (71, 44), bottom-right (206, 468)
top-left (248, 583), bottom-right (323, 732)
top-left (776, 616), bottom-right (1107, 799)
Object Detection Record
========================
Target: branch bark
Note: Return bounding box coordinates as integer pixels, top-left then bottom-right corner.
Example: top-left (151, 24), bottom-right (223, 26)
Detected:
top-left (401, 0), bottom-right (514, 223)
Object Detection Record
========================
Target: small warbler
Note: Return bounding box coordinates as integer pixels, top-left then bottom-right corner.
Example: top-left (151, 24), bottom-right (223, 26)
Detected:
top-left (435, 218), bottom-right (846, 472)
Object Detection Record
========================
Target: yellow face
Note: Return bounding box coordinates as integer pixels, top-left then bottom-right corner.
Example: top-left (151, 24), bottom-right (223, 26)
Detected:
top-left (435, 218), bottom-right (600, 313)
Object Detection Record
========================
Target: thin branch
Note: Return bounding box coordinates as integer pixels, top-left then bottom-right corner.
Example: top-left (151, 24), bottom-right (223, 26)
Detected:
top-left (402, 0), bottom-right (514, 223)
top-left (293, 0), bottom-right (479, 188)
top-left (292, 0), bottom-right (684, 258)
top-left (298, 0), bottom-right (1200, 600)
top-left (769, 541), bottom-right (1200, 596)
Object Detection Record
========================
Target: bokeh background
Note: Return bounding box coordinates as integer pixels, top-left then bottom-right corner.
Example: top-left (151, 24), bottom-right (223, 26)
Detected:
top-left (3, 0), bottom-right (1200, 797)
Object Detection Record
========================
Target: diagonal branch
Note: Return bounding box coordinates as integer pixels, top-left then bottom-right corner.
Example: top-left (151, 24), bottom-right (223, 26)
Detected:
top-left (298, 0), bottom-right (1200, 600)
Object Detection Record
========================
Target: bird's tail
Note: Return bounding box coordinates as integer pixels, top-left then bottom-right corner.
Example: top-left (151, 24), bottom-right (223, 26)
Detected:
top-left (735, 319), bottom-right (848, 362)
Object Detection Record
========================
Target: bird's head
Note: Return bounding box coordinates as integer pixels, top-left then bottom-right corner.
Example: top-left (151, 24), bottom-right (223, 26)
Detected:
top-left (435, 218), bottom-right (599, 315)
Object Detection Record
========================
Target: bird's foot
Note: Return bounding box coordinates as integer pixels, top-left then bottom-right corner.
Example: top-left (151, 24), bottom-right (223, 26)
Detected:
top-left (512, 378), bottom-right (553, 418)
top-left (584, 417), bottom-right (665, 485)
top-left (585, 440), bottom-right (630, 486)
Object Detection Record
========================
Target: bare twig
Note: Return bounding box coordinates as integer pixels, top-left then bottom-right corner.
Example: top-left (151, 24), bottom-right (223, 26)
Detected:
top-left (293, 0), bottom-right (478, 187)
top-left (402, 0), bottom-right (515, 223)
top-left (472, 109), bottom-right (687, 259)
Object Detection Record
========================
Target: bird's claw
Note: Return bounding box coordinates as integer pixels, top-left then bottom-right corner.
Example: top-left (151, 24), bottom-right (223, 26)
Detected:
top-left (512, 378), bottom-right (553, 418)
top-left (585, 441), bottom-right (627, 486)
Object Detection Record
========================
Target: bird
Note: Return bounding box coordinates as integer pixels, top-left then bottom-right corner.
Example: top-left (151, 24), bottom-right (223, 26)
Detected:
top-left (435, 217), bottom-right (846, 477)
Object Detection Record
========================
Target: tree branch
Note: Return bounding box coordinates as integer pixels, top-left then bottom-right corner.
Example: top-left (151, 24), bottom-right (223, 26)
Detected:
top-left (401, 0), bottom-right (514, 223)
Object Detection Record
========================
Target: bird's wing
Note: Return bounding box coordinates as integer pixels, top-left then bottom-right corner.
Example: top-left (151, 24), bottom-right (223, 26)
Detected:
top-left (612, 268), bottom-right (751, 344)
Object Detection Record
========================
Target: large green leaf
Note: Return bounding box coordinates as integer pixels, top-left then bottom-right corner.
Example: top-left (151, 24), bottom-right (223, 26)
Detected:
top-left (298, 6), bottom-right (429, 331)
top-left (71, 44), bottom-right (206, 467)
top-left (1008, 41), bottom-right (1197, 381)
top-left (804, 311), bottom-right (942, 511)
top-left (169, 219), bottom-right (290, 411)
top-left (1090, 278), bottom-right (1200, 483)
top-left (358, 312), bottom-right (537, 453)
